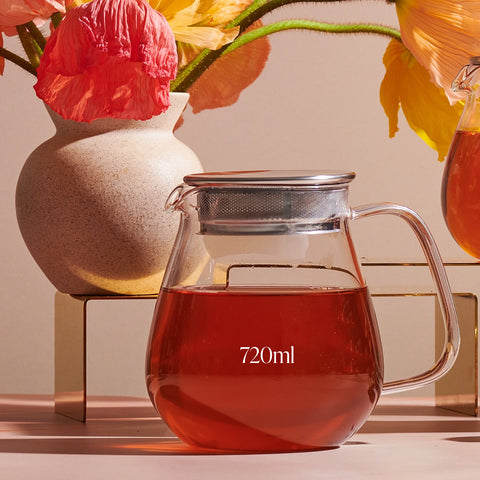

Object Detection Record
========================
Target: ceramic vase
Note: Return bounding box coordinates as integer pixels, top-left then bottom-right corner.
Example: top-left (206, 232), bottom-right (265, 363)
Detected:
top-left (15, 92), bottom-right (203, 295)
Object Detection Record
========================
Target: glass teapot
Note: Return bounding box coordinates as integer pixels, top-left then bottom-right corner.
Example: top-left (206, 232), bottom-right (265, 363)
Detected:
top-left (442, 56), bottom-right (480, 258)
top-left (146, 170), bottom-right (459, 453)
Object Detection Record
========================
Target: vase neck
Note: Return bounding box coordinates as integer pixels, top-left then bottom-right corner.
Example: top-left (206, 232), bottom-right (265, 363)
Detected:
top-left (46, 92), bottom-right (189, 135)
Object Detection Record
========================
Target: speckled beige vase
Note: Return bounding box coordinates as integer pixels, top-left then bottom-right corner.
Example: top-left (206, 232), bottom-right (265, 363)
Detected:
top-left (15, 93), bottom-right (203, 295)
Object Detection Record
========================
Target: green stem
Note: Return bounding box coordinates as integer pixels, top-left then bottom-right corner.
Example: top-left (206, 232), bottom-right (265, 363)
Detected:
top-left (16, 25), bottom-right (41, 69)
top-left (25, 21), bottom-right (47, 51)
top-left (223, 21), bottom-right (401, 55)
top-left (171, 49), bottom-right (222, 92)
top-left (51, 12), bottom-right (63, 29)
top-left (171, 0), bottom-right (400, 92)
top-left (171, 20), bottom-right (401, 92)
top-left (171, 0), bottom-right (346, 92)
top-left (228, 0), bottom-right (348, 29)
top-left (0, 46), bottom-right (37, 75)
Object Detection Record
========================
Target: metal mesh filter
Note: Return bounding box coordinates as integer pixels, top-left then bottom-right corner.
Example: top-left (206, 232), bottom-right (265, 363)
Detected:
top-left (195, 187), bottom-right (348, 234)
top-left (182, 170), bottom-right (355, 234)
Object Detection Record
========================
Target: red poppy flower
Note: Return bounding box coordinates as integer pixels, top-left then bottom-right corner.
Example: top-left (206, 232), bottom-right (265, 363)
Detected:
top-left (34, 0), bottom-right (178, 122)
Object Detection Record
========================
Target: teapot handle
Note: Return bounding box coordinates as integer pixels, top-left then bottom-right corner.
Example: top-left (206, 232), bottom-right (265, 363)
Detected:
top-left (351, 203), bottom-right (460, 394)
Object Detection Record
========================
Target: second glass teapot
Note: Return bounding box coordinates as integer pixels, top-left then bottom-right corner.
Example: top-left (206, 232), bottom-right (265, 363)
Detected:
top-left (146, 170), bottom-right (459, 452)
top-left (442, 56), bottom-right (480, 257)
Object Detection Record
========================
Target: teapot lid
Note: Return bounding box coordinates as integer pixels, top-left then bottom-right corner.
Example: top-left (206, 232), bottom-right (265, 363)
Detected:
top-left (183, 170), bottom-right (356, 187)
top-left (180, 170), bottom-right (354, 235)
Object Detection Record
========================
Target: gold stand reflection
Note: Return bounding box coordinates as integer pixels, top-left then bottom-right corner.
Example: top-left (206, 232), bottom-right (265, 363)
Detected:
top-left (435, 294), bottom-right (478, 416)
top-left (54, 293), bottom-right (156, 422)
top-left (363, 259), bottom-right (479, 417)
top-left (367, 292), bottom-right (477, 416)
top-left (54, 259), bottom-right (479, 422)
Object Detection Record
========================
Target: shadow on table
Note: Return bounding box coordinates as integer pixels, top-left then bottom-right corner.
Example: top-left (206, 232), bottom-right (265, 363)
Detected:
top-left (359, 403), bottom-right (480, 435)
top-left (372, 404), bottom-right (459, 417)
top-left (446, 436), bottom-right (480, 443)
top-left (0, 395), bottom-right (337, 456)
top-left (0, 437), bottom-right (209, 455)
top-left (1, 395), bottom-right (479, 455)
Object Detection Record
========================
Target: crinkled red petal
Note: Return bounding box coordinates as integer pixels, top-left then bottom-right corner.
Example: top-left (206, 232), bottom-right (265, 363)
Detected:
top-left (34, 0), bottom-right (177, 122)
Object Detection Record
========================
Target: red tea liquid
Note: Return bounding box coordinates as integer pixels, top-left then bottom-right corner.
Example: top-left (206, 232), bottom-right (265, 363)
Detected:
top-left (442, 130), bottom-right (480, 258)
top-left (146, 286), bottom-right (383, 452)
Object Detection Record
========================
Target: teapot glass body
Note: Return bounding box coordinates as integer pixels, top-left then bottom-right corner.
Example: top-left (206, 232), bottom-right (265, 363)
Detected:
top-left (146, 170), bottom-right (459, 452)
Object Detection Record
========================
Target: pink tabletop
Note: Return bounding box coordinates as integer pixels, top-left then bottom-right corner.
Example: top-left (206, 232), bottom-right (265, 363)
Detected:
top-left (1, 395), bottom-right (480, 479)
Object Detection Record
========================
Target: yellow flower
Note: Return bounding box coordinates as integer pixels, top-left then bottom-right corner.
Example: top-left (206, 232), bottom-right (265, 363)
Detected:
top-left (380, 39), bottom-right (463, 161)
top-left (395, 0), bottom-right (480, 103)
top-left (149, 0), bottom-right (247, 67)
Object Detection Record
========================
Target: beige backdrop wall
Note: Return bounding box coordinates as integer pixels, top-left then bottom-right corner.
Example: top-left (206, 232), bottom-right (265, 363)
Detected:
top-left (0, 2), bottom-right (472, 398)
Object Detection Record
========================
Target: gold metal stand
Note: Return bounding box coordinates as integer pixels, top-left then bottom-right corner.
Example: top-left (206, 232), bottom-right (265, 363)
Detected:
top-left (54, 292), bottom-right (156, 422)
top-left (435, 294), bottom-right (478, 416)
top-left (54, 260), bottom-right (479, 422)
top-left (364, 259), bottom-right (479, 417)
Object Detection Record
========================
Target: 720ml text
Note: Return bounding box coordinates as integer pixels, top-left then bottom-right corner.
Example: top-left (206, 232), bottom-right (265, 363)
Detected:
top-left (240, 346), bottom-right (295, 364)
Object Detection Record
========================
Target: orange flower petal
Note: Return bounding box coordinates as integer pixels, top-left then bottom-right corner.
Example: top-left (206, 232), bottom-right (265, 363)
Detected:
top-left (34, 0), bottom-right (177, 122)
top-left (396, 0), bottom-right (480, 103)
top-left (187, 22), bottom-right (270, 113)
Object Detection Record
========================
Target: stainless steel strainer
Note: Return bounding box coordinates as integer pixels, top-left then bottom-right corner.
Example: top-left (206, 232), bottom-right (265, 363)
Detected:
top-left (182, 170), bottom-right (355, 234)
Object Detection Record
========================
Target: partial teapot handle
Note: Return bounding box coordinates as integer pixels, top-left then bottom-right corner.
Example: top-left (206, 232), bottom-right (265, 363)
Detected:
top-left (351, 203), bottom-right (460, 394)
